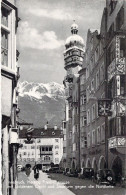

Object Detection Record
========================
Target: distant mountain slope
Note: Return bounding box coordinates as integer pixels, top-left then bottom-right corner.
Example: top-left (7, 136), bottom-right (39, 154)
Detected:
top-left (18, 81), bottom-right (65, 127)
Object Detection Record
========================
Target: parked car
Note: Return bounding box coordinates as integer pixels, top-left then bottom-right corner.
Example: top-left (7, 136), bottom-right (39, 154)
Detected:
top-left (96, 169), bottom-right (116, 186)
top-left (78, 168), bottom-right (94, 179)
top-left (56, 167), bottom-right (64, 174)
top-left (66, 169), bottom-right (78, 177)
top-left (48, 167), bottom-right (59, 173)
top-left (63, 167), bottom-right (69, 175)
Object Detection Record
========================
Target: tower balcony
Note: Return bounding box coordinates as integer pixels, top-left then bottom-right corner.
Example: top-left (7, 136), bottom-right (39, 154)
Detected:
top-left (108, 136), bottom-right (126, 154)
top-left (64, 57), bottom-right (83, 69)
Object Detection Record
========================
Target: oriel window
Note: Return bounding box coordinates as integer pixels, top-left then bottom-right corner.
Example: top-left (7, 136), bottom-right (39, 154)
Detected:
top-left (1, 5), bottom-right (10, 67)
top-left (1, 29), bottom-right (8, 66)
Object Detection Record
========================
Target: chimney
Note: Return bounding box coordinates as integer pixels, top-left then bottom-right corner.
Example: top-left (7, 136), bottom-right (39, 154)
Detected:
top-left (54, 125), bottom-right (57, 130)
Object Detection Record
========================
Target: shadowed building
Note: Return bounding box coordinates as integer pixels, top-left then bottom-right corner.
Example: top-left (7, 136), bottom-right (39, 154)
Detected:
top-left (1, 0), bottom-right (20, 194)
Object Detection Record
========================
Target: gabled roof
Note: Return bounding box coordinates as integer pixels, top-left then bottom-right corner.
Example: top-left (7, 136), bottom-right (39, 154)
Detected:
top-left (19, 128), bottom-right (63, 139)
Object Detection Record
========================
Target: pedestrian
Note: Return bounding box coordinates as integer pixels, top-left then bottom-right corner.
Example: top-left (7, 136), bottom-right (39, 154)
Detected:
top-left (34, 166), bottom-right (39, 180)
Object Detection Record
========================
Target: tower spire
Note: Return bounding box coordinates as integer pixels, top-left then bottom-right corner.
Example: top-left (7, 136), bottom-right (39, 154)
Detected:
top-left (71, 20), bottom-right (78, 34)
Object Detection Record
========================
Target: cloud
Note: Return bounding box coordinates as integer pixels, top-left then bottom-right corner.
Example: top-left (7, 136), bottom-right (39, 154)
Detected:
top-left (18, 21), bottom-right (64, 50)
top-left (28, 8), bottom-right (73, 20)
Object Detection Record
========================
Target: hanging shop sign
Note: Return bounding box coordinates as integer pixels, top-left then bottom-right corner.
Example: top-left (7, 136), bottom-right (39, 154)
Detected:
top-left (108, 35), bottom-right (126, 81)
top-left (98, 99), bottom-right (112, 116)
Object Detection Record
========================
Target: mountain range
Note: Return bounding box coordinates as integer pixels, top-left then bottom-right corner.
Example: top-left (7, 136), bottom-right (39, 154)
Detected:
top-left (18, 81), bottom-right (65, 128)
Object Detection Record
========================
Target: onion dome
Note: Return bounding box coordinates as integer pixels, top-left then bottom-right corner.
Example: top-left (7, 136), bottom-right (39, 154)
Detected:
top-left (65, 21), bottom-right (84, 48)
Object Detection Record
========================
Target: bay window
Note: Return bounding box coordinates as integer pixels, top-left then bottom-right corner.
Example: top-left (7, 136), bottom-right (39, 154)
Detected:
top-left (1, 3), bottom-right (16, 70)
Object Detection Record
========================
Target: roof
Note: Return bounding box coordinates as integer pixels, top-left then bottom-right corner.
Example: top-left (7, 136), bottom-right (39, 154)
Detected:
top-left (65, 34), bottom-right (84, 47)
top-left (19, 128), bottom-right (63, 139)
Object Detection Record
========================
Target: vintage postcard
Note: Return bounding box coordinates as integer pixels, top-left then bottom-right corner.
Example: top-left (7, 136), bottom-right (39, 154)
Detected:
top-left (1, 0), bottom-right (126, 195)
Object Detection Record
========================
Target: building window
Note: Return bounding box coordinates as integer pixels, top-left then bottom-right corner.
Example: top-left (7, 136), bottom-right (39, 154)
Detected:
top-left (95, 46), bottom-right (99, 63)
top-left (1, 4), bottom-right (16, 69)
top-left (84, 137), bottom-right (87, 148)
top-left (55, 151), bottom-right (58, 155)
top-left (86, 86), bottom-right (89, 102)
top-left (1, 29), bottom-right (8, 66)
top-left (97, 126), bottom-right (101, 144)
top-left (87, 133), bottom-right (90, 147)
top-left (96, 70), bottom-right (100, 89)
top-left (92, 104), bottom-right (95, 121)
top-left (73, 143), bottom-right (76, 151)
top-left (23, 152), bottom-right (26, 156)
top-left (69, 131), bottom-right (72, 138)
top-left (75, 125), bottom-right (78, 132)
top-left (55, 145), bottom-right (59, 149)
top-left (90, 37), bottom-right (93, 51)
top-left (1, 6), bottom-right (10, 67)
top-left (37, 139), bottom-right (41, 143)
top-left (83, 116), bottom-right (87, 126)
top-left (107, 39), bottom-right (115, 65)
top-left (96, 102), bottom-right (99, 118)
top-left (120, 37), bottom-right (126, 58)
top-left (55, 158), bottom-right (59, 163)
top-left (100, 63), bottom-right (104, 82)
top-left (31, 146), bottom-right (35, 149)
top-left (86, 65), bottom-right (89, 79)
top-left (101, 123), bottom-right (105, 142)
top-left (44, 156), bottom-right (50, 161)
top-left (87, 109), bottom-right (90, 125)
top-left (64, 134), bottom-right (66, 141)
top-left (92, 130), bottom-right (96, 146)
top-left (91, 79), bottom-right (94, 92)
top-left (55, 139), bottom-right (59, 143)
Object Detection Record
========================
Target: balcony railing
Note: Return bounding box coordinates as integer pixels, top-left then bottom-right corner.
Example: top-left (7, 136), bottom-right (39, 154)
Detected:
top-left (40, 151), bottom-right (53, 155)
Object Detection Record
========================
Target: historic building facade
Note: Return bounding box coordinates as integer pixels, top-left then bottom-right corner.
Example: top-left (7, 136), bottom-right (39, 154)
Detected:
top-left (106, 0), bottom-right (126, 181)
top-left (17, 127), bottom-right (63, 169)
top-left (62, 0), bottom-right (126, 182)
top-left (63, 22), bottom-right (84, 170)
top-left (1, 0), bottom-right (20, 195)
top-left (81, 23), bottom-right (107, 170)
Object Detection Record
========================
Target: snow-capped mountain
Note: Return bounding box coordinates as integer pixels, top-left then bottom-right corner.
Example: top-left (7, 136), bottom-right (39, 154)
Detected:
top-left (18, 81), bottom-right (64, 100)
top-left (18, 81), bottom-right (65, 127)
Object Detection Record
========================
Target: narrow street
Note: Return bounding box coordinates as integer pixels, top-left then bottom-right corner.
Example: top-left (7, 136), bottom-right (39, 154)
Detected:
top-left (17, 171), bottom-right (126, 195)
top-left (48, 173), bottom-right (126, 195)
top-left (17, 172), bottom-right (42, 195)
top-left (17, 171), bottom-right (74, 195)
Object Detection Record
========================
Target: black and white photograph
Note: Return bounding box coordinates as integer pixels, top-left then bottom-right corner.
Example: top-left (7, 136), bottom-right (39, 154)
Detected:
top-left (1, 0), bottom-right (126, 195)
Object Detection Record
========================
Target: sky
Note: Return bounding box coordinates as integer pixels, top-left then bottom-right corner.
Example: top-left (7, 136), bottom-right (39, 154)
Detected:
top-left (17, 0), bottom-right (106, 84)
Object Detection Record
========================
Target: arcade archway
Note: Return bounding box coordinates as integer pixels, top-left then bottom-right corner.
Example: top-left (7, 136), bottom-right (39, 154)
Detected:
top-left (72, 160), bottom-right (76, 170)
top-left (98, 156), bottom-right (106, 170)
top-left (86, 158), bottom-right (91, 168)
top-left (92, 157), bottom-right (97, 172)
top-left (112, 156), bottom-right (122, 182)
top-left (81, 160), bottom-right (85, 168)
